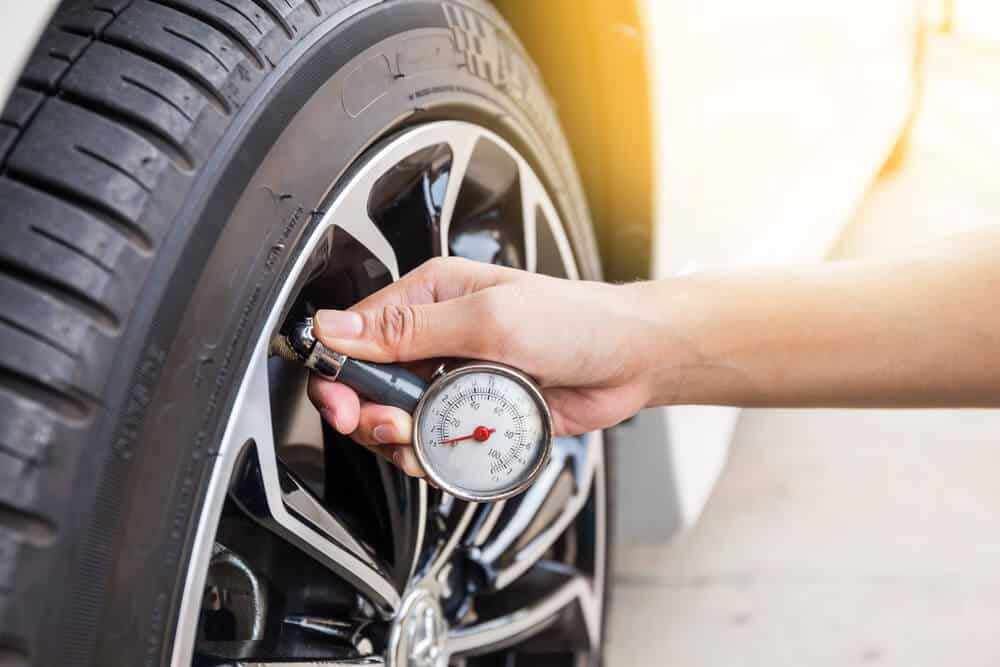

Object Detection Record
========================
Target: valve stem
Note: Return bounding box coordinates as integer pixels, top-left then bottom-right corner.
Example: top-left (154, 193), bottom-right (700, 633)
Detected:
top-left (269, 318), bottom-right (347, 380)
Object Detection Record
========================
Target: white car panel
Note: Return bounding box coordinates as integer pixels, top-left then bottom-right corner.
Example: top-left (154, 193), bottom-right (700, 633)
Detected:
top-left (0, 2), bottom-right (59, 110)
top-left (642, 0), bottom-right (920, 529)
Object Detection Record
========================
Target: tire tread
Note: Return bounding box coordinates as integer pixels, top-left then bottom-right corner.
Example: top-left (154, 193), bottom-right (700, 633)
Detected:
top-left (0, 1), bottom-right (368, 664)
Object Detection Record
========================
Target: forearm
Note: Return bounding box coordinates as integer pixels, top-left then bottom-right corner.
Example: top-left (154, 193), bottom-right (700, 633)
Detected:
top-left (644, 228), bottom-right (1000, 408)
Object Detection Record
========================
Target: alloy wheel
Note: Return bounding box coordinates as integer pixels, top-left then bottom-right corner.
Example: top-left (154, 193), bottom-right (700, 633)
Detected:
top-left (171, 122), bottom-right (607, 667)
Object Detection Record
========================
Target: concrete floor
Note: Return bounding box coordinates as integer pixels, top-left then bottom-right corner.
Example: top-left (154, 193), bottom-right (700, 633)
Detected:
top-left (606, 31), bottom-right (1000, 667)
top-left (607, 409), bottom-right (1000, 666)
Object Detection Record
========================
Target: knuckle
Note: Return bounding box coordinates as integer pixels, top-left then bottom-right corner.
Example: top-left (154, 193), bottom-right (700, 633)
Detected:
top-left (375, 304), bottom-right (421, 352)
top-left (415, 256), bottom-right (453, 287)
top-left (413, 260), bottom-right (445, 298)
top-left (419, 256), bottom-right (463, 290)
top-left (424, 255), bottom-right (452, 273)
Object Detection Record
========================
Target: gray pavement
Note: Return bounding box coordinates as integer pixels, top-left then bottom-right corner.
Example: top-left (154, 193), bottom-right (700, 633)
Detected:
top-left (607, 408), bottom-right (1000, 666)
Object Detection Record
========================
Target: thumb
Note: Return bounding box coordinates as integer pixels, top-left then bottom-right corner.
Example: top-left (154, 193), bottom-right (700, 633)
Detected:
top-left (313, 294), bottom-right (492, 363)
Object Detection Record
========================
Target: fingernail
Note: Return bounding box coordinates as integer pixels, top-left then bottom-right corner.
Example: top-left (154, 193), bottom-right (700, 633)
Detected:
top-left (373, 424), bottom-right (394, 443)
top-left (392, 449), bottom-right (404, 467)
top-left (322, 407), bottom-right (348, 434)
top-left (334, 413), bottom-right (351, 434)
top-left (315, 310), bottom-right (363, 338)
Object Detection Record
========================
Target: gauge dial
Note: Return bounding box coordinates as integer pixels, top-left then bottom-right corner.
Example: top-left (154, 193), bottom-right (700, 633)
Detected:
top-left (413, 364), bottom-right (552, 501)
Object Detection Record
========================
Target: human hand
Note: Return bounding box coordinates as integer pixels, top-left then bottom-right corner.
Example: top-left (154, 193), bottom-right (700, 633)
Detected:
top-left (307, 257), bottom-right (663, 476)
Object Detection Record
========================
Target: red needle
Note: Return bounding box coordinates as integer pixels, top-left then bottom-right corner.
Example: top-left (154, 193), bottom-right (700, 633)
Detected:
top-left (442, 426), bottom-right (496, 445)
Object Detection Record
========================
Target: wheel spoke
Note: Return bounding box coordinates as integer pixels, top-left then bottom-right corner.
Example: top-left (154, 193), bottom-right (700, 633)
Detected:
top-left (333, 195), bottom-right (401, 282)
top-left (419, 499), bottom-right (478, 583)
top-left (228, 355), bottom-right (401, 617)
top-left (376, 460), bottom-right (430, 587)
top-left (448, 562), bottom-right (600, 657)
top-left (517, 161), bottom-right (546, 273)
top-left (284, 614), bottom-right (378, 656)
top-left (467, 499), bottom-right (507, 548)
top-left (437, 129), bottom-right (479, 256)
top-left (521, 163), bottom-right (580, 281)
top-left (469, 433), bottom-right (601, 591)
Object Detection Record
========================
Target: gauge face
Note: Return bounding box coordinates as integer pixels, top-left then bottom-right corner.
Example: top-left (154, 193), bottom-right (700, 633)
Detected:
top-left (413, 365), bottom-right (552, 501)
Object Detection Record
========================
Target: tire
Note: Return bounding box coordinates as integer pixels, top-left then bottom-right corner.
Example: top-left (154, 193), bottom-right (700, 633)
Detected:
top-left (0, 1), bottom-right (608, 666)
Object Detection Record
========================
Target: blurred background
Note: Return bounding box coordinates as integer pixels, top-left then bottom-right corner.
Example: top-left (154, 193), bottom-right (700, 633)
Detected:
top-left (604, 0), bottom-right (1000, 664)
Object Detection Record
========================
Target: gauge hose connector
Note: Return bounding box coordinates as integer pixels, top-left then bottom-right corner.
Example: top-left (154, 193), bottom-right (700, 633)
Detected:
top-left (270, 317), bottom-right (347, 380)
top-left (270, 317), bottom-right (427, 413)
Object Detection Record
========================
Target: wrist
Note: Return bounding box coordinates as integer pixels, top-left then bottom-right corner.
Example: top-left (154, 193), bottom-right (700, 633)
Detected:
top-left (627, 275), bottom-right (750, 407)
top-left (616, 279), bottom-right (700, 407)
top-left (644, 278), bottom-right (698, 406)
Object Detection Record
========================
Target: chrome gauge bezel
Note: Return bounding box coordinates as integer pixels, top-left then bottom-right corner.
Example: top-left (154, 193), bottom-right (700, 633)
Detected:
top-left (412, 362), bottom-right (553, 503)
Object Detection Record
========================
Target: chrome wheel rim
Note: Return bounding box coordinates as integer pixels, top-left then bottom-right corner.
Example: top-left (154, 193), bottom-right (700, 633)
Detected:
top-left (171, 121), bottom-right (606, 666)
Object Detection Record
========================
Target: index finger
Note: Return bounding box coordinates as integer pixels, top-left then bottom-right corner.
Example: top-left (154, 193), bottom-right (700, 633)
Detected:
top-left (350, 256), bottom-right (508, 312)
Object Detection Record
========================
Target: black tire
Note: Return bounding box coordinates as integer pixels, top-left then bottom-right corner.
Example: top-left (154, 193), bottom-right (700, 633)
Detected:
top-left (0, 1), bottom-right (606, 666)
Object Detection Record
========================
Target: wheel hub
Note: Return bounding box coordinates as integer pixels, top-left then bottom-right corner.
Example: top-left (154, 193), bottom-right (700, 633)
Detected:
top-left (389, 588), bottom-right (449, 667)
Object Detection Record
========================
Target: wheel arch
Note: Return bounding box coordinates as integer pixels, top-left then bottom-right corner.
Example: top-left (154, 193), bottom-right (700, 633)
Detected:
top-left (490, 0), bottom-right (655, 281)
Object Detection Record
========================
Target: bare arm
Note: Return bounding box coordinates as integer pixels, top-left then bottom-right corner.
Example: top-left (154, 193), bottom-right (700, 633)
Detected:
top-left (308, 227), bottom-right (1000, 475)
top-left (650, 227), bottom-right (1000, 407)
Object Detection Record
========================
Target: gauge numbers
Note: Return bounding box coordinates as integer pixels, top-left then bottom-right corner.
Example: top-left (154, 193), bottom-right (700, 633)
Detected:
top-left (413, 365), bottom-right (551, 501)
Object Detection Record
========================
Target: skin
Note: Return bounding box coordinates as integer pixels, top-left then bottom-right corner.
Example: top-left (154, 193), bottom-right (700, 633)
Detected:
top-left (308, 227), bottom-right (1000, 477)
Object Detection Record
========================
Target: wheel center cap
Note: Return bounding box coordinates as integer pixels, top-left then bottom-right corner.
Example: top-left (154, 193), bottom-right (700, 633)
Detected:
top-left (388, 588), bottom-right (449, 667)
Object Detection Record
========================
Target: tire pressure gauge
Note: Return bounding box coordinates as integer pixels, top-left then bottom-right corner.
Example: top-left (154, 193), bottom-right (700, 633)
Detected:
top-left (412, 362), bottom-right (552, 501)
top-left (272, 318), bottom-right (553, 502)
